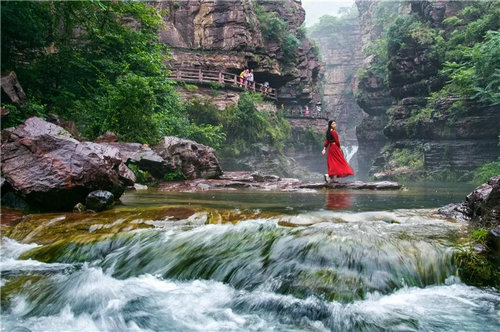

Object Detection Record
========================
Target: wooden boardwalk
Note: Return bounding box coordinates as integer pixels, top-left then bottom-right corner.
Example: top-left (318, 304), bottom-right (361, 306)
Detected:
top-left (167, 68), bottom-right (277, 100)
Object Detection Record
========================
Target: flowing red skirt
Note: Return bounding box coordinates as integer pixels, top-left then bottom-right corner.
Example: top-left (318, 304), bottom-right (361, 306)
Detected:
top-left (327, 144), bottom-right (354, 178)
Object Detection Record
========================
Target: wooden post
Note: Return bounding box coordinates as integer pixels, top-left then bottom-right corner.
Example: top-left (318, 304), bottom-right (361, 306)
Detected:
top-left (198, 68), bottom-right (202, 81)
top-left (218, 71), bottom-right (223, 83)
top-left (234, 74), bottom-right (237, 85)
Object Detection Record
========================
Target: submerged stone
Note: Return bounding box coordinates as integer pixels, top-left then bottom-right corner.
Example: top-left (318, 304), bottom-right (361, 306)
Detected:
top-left (86, 190), bottom-right (115, 212)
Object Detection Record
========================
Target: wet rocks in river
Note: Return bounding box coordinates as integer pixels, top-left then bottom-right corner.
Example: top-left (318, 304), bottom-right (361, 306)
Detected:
top-left (466, 175), bottom-right (500, 227)
top-left (86, 190), bottom-right (115, 212)
top-left (0, 117), bottom-right (135, 211)
top-left (438, 175), bottom-right (500, 226)
top-left (158, 171), bottom-right (402, 192)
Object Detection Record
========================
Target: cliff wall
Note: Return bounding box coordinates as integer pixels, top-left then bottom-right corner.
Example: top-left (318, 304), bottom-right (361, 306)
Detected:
top-left (354, 0), bottom-right (500, 180)
top-left (150, 0), bottom-right (321, 109)
top-left (307, 13), bottom-right (364, 144)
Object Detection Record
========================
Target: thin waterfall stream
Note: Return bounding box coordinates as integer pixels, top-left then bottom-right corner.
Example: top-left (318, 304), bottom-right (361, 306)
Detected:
top-left (1, 183), bottom-right (499, 331)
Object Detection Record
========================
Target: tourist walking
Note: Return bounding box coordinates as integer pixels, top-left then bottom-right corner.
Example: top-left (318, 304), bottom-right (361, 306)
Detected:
top-left (248, 69), bottom-right (254, 90)
top-left (321, 120), bottom-right (354, 182)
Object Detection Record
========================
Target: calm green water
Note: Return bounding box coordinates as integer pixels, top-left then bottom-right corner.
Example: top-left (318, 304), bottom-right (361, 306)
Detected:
top-left (2, 182), bottom-right (499, 332)
top-left (120, 182), bottom-right (477, 212)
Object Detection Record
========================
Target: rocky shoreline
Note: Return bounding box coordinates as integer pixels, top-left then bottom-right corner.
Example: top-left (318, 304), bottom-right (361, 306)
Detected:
top-left (158, 171), bottom-right (402, 192)
top-left (1, 117), bottom-right (403, 213)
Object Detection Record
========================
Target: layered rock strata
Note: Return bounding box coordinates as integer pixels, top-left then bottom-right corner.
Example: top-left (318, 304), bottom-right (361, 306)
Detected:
top-left (150, 0), bottom-right (321, 108)
top-left (1, 117), bottom-right (135, 211)
top-left (354, 0), bottom-right (500, 179)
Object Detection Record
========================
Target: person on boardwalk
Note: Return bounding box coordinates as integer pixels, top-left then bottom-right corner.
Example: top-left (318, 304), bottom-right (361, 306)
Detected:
top-left (239, 69), bottom-right (249, 87)
top-left (321, 120), bottom-right (354, 183)
top-left (263, 81), bottom-right (269, 94)
top-left (248, 69), bottom-right (254, 90)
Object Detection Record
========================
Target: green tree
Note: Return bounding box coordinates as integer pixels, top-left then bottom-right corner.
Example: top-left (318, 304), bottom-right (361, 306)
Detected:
top-left (1, 1), bottom-right (210, 144)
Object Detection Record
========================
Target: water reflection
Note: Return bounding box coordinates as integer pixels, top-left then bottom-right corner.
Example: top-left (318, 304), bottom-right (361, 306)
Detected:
top-left (324, 191), bottom-right (353, 210)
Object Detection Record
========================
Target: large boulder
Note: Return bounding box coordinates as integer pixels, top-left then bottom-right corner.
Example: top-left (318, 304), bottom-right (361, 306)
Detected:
top-left (154, 136), bottom-right (222, 180)
top-left (100, 142), bottom-right (169, 179)
top-left (1, 117), bottom-right (135, 211)
top-left (466, 175), bottom-right (500, 227)
top-left (438, 175), bottom-right (500, 227)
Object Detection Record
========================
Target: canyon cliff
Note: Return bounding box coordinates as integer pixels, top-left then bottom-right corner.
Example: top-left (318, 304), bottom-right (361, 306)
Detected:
top-left (307, 9), bottom-right (364, 146)
top-left (354, 0), bottom-right (500, 180)
top-left (151, 0), bottom-right (321, 110)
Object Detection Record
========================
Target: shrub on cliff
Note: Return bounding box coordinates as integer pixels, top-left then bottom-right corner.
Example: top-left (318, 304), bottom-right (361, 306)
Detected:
top-left (1, 0), bottom-right (217, 145)
top-left (219, 93), bottom-right (290, 157)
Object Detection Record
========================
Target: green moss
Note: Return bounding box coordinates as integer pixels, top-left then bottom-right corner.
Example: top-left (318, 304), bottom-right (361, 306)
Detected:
top-left (1, 275), bottom-right (46, 308)
top-left (454, 225), bottom-right (500, 289)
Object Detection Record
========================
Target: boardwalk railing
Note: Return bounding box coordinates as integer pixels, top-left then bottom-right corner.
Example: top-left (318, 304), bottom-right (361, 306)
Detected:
top-left (167, 68), bottom-right (277, 99)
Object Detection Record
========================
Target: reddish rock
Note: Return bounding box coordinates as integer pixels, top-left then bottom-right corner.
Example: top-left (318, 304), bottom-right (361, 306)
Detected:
top-left (1, 71), bottom-right (26, 105)
top-left (101, 142), bottom-right (169, 179)
top-left (158, 171), bottom-right (402, 192)
top-left (1, 117), bottom-right (135, 211)
top-left (154, 136), bottom-right (223, 180)
top-left (46, 113), bottom-right (80, 139)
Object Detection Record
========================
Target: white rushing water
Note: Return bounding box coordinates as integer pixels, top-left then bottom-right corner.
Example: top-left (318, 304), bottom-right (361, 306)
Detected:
top-left (1, 209), bottom-right (499, 332)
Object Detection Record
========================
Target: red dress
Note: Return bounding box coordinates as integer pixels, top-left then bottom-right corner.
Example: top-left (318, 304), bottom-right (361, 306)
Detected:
top-left (324, 130), bottom-right (354, 178)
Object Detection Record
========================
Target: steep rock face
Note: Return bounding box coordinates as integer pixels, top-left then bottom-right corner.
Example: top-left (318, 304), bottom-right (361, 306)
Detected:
top-left (355, 0), bottom-right (500, 180)
top-left (308, 16), bottom-right (364, 143)
top-left (150, 0), bottom-right (321, 107)
top-left (354, 0), bottom-right (392, 178)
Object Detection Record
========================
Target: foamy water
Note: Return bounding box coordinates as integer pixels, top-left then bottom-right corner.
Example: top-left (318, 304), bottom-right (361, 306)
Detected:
top-left (1, 207), bottom-right (498, 331)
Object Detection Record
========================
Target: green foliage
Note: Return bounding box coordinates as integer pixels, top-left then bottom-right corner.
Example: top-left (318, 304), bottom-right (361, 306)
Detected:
top-left (363, 38), bottom-right (390, 83)
top-left (255, 5), bottom-right (287, 42)
top-left (1, 0), bottom-right (196, 144)
top-left (1, 98), bottom-right (47, 129)
top-left (473, 161), bottom-right (500, 184)
top-left (163, 170), bottom-right (186, 181)
top-left (127, 164), bottom-right (157, 186)
top-left (219, 93), bottom-right (290, 157)
top-left (296, 24), bottom-right (307, 39)
top-left (254, 3), bottom-right (301, 67)
top-left (310, 40), bottom-right (321, 60)
top-left (184, 98), bottom-right (220, 125)
top-left (282, 34), bottom-right (301, 66)
top-left (442, 16), bottom-right (463, 27)
top-left (387, 15), bottom-right (437, 54)
top-left (426, 2), bottom-right (500, 113)
top-left (187, 124), bottom-right (226, 150)
top-left (307, 7), bottom-right (358, 51)
top-left (1, 1), bottom-right (52, 70)
top-left (372, 0), bottom-right (400, 27)
top-left (455, 225), bottom-right (500, 288)
top-left (74, 73), bottom-right (182, 143)
top-left (183, 83), bottom-right (199, 91)
top-left (390, 148), bottom-right (424, 170)
top-left (209, 82), bottom-right (224, 90)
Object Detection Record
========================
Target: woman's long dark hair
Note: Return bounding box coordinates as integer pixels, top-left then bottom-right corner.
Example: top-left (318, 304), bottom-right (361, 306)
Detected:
top-left (326, 120), bottom-right (335, 140)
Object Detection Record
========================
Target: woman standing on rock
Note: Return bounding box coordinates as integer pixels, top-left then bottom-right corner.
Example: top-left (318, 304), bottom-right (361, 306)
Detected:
top-left (321, 120), bottom-right (354, 182)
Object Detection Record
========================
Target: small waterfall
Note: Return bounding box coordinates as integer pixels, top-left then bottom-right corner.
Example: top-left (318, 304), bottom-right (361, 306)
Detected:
top-left (1, 190), bottom-right (499, 332)
top-left (342, 144), bottom-right (358, 163)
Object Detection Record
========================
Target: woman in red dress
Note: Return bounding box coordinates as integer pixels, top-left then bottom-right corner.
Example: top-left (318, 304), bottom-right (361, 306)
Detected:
top-left (321, 120), bottom-right (354, 182)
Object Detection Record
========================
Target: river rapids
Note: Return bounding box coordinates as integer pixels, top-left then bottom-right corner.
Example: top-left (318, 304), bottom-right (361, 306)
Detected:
top-left (1, 186), bottom-right (499, 331)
